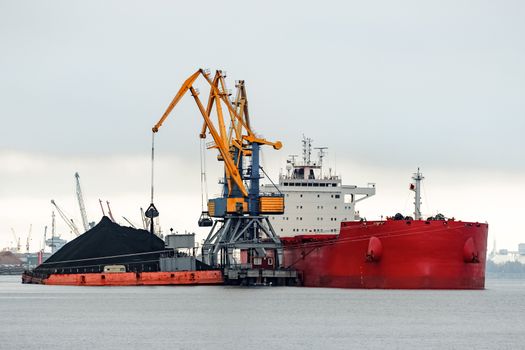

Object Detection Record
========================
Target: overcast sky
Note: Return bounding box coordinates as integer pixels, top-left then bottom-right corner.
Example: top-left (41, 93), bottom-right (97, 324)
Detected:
top-left (1, 0), bottom-right (524, 251)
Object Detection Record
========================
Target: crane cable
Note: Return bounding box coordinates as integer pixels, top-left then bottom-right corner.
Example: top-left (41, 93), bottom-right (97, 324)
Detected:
top-left (199, 139), bottom-right (209, 211)
top-left (150, 132), bottom-right (155, 204)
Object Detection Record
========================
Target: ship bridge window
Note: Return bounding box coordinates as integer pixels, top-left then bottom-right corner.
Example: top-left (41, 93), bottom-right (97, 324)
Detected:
top-left (308, 183), bottom-right (312, 187)
top-left (313, 183), bottom-right (319, 187)
top-left (295, 183), bottom-right (301, 186)
top-left (284, 183), bottom-right (289, 186)
top-left (332, 183), bottom-right (337, 187)
top-left (335, 194), bottom-right (340, 198)
top-left (320, 183), bottom-right (326, 187)
top-left (301, 183), bottom-right (307, 187)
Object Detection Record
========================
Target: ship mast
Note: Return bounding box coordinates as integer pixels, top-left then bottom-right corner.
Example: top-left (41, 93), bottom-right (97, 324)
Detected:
top-left (314, 147), bottom-right (327, 178)
top-left (412, 168), bottom-right (424, 220)
top-left (302, 136), bottom-right (313, 165)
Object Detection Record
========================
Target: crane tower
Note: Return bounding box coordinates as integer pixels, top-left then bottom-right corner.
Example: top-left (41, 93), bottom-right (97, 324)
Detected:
top-left (75, 172), bottom-right (94, 231)
top-left (152, 69), bottom-right (296, 285)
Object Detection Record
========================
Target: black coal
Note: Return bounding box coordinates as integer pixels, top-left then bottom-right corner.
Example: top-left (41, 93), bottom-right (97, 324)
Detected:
top-left (36, 216), bottom-right (171, 274)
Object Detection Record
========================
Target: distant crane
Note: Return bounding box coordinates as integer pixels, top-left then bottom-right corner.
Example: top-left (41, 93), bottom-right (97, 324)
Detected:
top-left (42, 225), bottom-right (47, 251)
top-left (75, 172), bottom-right (94, 232)
top-left (10, 228), bottom-right (21, 253)
top-left (122, 216), bottom-right (137, 228)
top-left (26, 224), bottom-right (32, 253)
top-left (45, 211), bottom-right (67, 254)
top-left (51, 211), bottom-right (56, 238)
top-left (140, 207), bottom-right (148, 230)
top-left (51, 199), bottom-right (81, 237)
top-left (106, 200), bottom-right (115, 222)
top-left (98, 199), bottom-right (106, 216)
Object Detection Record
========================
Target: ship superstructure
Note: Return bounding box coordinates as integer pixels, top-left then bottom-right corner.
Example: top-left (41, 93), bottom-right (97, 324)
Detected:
top-left (262, 137), bottom-right (375, 236)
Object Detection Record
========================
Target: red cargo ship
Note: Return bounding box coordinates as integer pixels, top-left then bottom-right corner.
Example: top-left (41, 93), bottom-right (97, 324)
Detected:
top-left (281, 219), bottom-right (487, 289)
top-left (271, 154), bottom-right (488, 289)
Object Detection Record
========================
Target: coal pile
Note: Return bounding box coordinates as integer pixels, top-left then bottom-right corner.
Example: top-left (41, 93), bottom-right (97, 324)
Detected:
top-left (36, 216), bottom-right (171, 274)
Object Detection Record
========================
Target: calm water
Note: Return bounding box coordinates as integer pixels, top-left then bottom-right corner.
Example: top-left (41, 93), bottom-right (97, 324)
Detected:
top-left (1, 276), bottom-right (524, 350)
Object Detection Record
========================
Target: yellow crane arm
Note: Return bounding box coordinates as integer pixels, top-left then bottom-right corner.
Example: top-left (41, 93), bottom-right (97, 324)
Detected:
top-left (152, 70), bottom-right (201, 133)
top-left (151, 69), bottom-right (283, 199)
top-left (189, 86), bottom-right (248, 197)
top-left (151, 70), bottom-right (249, 197)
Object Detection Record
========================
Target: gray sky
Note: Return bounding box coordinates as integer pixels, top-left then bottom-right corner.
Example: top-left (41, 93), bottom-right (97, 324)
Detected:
top-left (1, 0), bottom-right (524, 250)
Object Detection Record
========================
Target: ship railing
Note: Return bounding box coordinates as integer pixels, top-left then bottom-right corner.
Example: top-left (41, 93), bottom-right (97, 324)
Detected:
top-left (227, 263), bottom-right (253, 270)
top-left (32, 259), bottom-right (163, 276)
top-left (38, 249), bottom-right (174, 266)
top-left (32, 249), bottom-right (175, 275)
top-left (259, 192), bottom-right (284, 198)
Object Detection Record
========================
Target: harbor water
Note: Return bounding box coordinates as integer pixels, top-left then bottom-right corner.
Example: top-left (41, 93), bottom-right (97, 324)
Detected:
top-left (1, 275), bottom-right (524, 349)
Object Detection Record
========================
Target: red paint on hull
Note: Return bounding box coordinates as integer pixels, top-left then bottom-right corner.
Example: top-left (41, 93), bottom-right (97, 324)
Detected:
top-left (22, 270), bottom-right (224, 286)
top-left (282, 220), bottom-right (488, 289)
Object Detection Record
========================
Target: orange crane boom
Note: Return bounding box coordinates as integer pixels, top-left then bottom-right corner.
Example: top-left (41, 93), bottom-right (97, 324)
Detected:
top-left (152, 69), bottom-right (281, 198)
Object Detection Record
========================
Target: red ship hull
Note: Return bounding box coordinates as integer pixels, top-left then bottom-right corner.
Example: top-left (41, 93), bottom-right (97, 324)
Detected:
top-left (281, 220), bottom-right (488, 289)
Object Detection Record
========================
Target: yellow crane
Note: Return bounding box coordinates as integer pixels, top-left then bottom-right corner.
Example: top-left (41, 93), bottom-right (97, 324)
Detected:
top-left (151, 69), bottom-right (293, 283)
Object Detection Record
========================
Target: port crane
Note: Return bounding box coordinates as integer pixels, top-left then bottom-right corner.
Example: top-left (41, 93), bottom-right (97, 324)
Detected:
top-left (152, 69), bottom-right (294, 283)
top-left (106, 201), bottom-right (116, 222)
top-left (26, 224), bottom-right (32, 253)
top-left (45, 211), bottom-right (66, 254)
top-left (51, 199), bottom-right (81, 237)
top-left (140, 207), bottom-right (148, 229)
top-left (75, 172), bottom-right (94, 232)
top-left (10, 228), bottom-right (21, 253)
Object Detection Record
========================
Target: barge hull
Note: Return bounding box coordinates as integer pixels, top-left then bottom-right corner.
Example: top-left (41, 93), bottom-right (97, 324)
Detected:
top-left (22, 270), bottom-right (223, 286)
